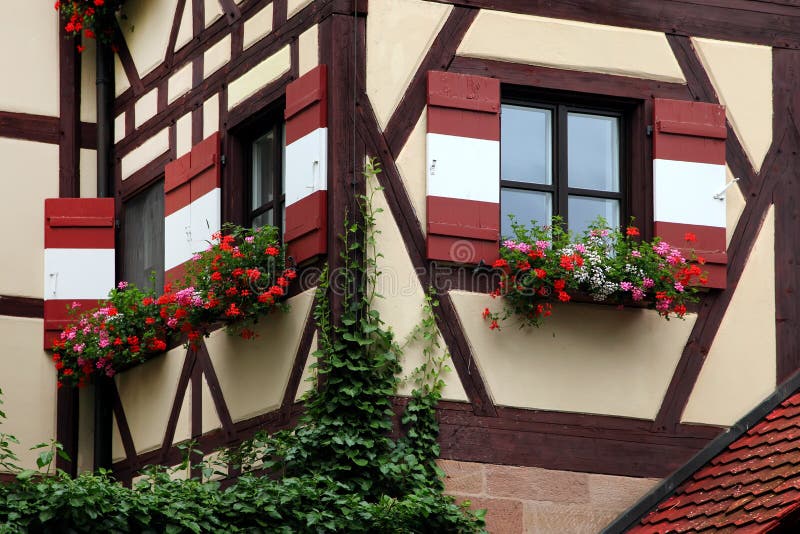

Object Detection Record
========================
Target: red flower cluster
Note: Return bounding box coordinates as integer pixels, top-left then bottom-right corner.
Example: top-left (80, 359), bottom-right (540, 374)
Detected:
top-left (51, 225), bottom-right (294, 388)
top-left (56, 0), bottom-right (121, 51)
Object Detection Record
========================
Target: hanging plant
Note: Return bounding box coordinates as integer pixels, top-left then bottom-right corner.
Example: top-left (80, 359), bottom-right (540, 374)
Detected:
top-left (50, 224), bottom-right (295, 388)
top-left (483, 217), bottom-right (707, 329)
top-left (55, 0), bottom-right (125, 51)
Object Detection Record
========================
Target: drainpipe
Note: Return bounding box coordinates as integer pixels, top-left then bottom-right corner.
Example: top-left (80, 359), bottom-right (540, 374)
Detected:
top-left (93, 33), bottom-right (114, 470)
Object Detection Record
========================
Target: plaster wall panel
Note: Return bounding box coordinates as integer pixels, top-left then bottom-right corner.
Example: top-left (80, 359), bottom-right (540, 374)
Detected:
top-left (0, 2), bottom-right (58, 115)
top-left (726, 166), bottom-right (745, 247)
top-left (134, 88), bottom-right (159, 129)
top-left (114, 113), bottom-right (126, 143)
top-left (204, 35), bottom-right (231, 78)
top-left (693, 38), bottom-right (772, 173)
top-left (395, 111), bottom-right (426, 230)
top-left (0, 317), bottom-right (56, 471)
top-left (298, 25), bottom-right (319, 77)
top-left (288, 0), bottom-right (314, 19)
top-left (80, 148), bottom-right (98, 199)
top-left (168, 63), bottom-right (193, 104)
top-left (295, 333), bottom-right (318, 402)
top-left (0, 139), bottom-right (58, 298)
top-left (80, 39), bottom-right (97, 123)
top-left (243, 4), bottom-right (273, 50)
top-left (371, 187), bottom-right (468, 401)
top-left (176, 113), bottom-right (192, 158)
top-left (228, 46), bottom-right (291, 110)
top-left (175, 0), bottom-right (193, 51)
top-left (201, 378), bottom-right (222, 434)
top-left (203, 94), bottom-right (220, 139)
top-left (450, 292), bottom-right (695, 418)
top-left (119, 0), bottom-right (179, 78)
top-left (204, 290), bottom-right (315, 422)
top-left (121, 128), bottom-right (169, 180)
top-left (205, 0), bottom-right (224, 27)
top-left (458, 12), bottom-right (686, 83)
top-left (115, 54), bottom-right (131, 97)
top-left (682, 206), bottom-right (776, 426)
top-left (366, 0), bottom-right (452, 129)
top-left (113, 346), bottom-right (191, 461)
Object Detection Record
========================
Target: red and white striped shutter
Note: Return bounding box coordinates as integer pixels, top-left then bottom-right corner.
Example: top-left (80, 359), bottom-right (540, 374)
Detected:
top-left (164, 132), bottom-right (222, 283)
top-left (426, 71), bottom-right (500, 264)
top-left (284, 65), bottom-right (327, 264)
top-left (653, 98), bottom-right (727, 288)
top-left (44, 198), bottom-right (115, 348)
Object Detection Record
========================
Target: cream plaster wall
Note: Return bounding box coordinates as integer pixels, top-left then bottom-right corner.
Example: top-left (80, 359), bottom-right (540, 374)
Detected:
top-left (113, 346), bottom-right (191, 461)
top-left (134, 88), bottom-right (159, 129)
top-left (204, 94), bottom-right (220, 138)
top-left (115, 55), bottom-right (131, 97)
top-left (243, 3), bottom-right (273, 50)
top-left (682, 206), bottom-right (776, 426)
top-left (204, 35), bottom-right (231, 78)
top-left (0, 3), bottom-right (58, 116)
top-left (77, 386), bottom-right (94, 473)
top-left (366, 0), bottom-right (452, 129)
top-left (0, 139), bottom-right (58, 298)
top-left (726, 166), bottom-right (745, 247)
top-left (372, 187), bottom-right (468, 401)
top-left (205, 0), bottom-right (224, 27)
top-left (176, 113), bottom-right (192, 158)
top-left (298, 25), bottom-right (319, 77)
top-left (81, 39), bottom-right (97, 123)
top-left (120, 0), bottom-right (178, 78)
top-left (228, 46), bottom-right (291, 110)
top-left (114, 113), bottom-right (126, 143)
top-left (451, 292), bottom-right (695, 418)
top-left (80, 148), bottom-right (98, 199)
top-left (458, 11), bottom-right (686, 84)
top-left (204, 289), bottom-right (315, 422)
top-left (288, 0), bottom-right (314, 19)
top-left (693, 38), bottom-right (773, 173)
top-left (395, 111), bottom-right (427, 232)
top-left (0, 317), bottom-right (56, 471)
top-left (121, 128), bottom-right (170, 180)
top-left (168, 63), bottom-right (193, 104)
top-left (175, 0), bottom-right (194, 51)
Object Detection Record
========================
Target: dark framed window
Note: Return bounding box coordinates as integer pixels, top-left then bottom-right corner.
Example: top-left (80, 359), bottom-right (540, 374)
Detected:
top-left (247, 119), bottom-right (285, 231)
top-left (501, 93), bottom-right (632, 238)
top-left (122, 180), bottom-right (165, 292)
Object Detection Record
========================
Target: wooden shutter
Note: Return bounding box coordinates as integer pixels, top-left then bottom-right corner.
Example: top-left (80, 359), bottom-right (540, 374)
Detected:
top-left (653, 98), bottom-right (727, 288)
top-left (44, 198), bottom-right (115, 348)
top-left (164, 132), bottom-right (222, 283)
top-left (426, 71), bottom-right (500, 264)
top-left (284, 65), bottom-right (328, 264)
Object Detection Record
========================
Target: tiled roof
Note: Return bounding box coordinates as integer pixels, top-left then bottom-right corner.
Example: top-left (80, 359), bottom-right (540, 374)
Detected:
top-left (629, 392), bottom-right (800, 533)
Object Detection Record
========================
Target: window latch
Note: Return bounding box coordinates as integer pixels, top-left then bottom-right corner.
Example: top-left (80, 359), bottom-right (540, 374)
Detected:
top-left (185, 225), bottom-right (192, 243)
top-left (430, 159), bottom-right (437, 176)
top-left (713, 178), bottom-right (739, 201)
top-left (48, 272), bottom-right (58, 298)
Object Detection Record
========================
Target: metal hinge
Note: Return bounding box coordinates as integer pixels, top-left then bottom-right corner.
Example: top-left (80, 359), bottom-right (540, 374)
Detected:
top-left (646, 125), bottom-right (653, 137)
top-left (220, 154), bottom-right (227, 167)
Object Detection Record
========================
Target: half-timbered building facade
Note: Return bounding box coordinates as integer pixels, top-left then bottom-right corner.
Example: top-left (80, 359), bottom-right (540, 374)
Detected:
top-left (1, 1), bottom-right (797, 531)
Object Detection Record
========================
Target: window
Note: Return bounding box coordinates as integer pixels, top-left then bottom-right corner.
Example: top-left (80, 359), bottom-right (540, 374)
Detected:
top-left (500, 98), bottom-right (626, 238)
top-left (123, 181), bottom-right (165, 292)
top-left (245, 115), bottom-right (285, 233)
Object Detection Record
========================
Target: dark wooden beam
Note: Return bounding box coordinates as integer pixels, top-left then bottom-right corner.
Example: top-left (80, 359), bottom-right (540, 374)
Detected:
top-left (55, 387), bottom-right (79, 476)
top-left (165, 0), bottom-right (187, 69)
top-left (0, 295), bottom-right (44, 319)
top-left (59, 29), bottom-right (81, 198)
top-left (110, 380), bottom-right (138, 469)
top-left (159, 348), bottom-right (196, 461)
top-left (384, 7), bottom-right (478, 156)
top-left (196, 340), bottom-right (237, 441)
top-left (424, 0), bottom-right (800, 50)
top-left (279, 303), bottom-right (319, 422)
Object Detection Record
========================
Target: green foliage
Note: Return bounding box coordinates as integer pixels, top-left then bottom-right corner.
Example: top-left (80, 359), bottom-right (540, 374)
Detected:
top-left (0, 160), bottom-right (484, 532)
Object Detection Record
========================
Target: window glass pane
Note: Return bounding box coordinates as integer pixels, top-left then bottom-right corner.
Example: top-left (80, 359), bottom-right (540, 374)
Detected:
top-left (501, 104), bottom-right (552, 185)
top-left (568, 196), bottom-right (620, 237)
top-left (252, 209), bottom-right (274, 230)
top-left (501, 188), bottom-right (552, 238)
top-left (252, 129), bottom-right (276, 211)
top-left (567, 112), bottom-right (619, 192)
top-left (124, 182), bottom-right (165, 292)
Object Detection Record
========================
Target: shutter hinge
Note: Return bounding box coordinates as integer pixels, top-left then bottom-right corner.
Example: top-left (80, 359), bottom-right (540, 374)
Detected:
top-left (115, 218), bottom-right (120, 230)
top-left (646, 125), bottom-right (653, 137)
top-left (220, 154), bottom-right (227, 167)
